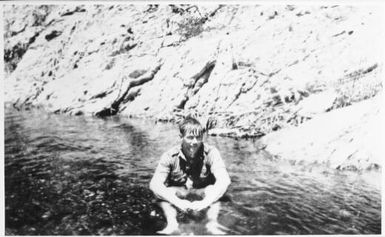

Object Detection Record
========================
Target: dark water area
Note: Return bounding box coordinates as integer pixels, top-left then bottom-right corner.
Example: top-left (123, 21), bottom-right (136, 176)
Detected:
top-left (4, 108), bottom-right (381, 235)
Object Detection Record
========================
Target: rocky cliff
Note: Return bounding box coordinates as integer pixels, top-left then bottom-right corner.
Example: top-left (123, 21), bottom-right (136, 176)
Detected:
top-left (4, 4), bottom-right (383, 170)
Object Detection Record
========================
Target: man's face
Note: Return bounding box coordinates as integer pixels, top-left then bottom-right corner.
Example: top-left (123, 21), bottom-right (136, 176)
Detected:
top-left (181, 131), bottom-right (203, 159)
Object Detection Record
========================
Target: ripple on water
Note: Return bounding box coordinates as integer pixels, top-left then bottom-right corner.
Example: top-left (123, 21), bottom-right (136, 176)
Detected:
top-left (4, 109), bottom-right (382, 235)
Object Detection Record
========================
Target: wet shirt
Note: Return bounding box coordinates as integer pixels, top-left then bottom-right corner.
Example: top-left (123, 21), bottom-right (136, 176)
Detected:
top-left (154, 143), bottom-right (227, 189)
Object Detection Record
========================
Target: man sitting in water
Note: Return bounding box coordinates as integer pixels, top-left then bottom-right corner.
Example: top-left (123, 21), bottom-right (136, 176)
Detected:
top-left (149, 116), bottom-right (231, 234)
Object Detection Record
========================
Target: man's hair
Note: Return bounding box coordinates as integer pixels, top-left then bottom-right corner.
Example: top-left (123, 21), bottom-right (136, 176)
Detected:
top-left (179, 116), bottom-right (204, 136)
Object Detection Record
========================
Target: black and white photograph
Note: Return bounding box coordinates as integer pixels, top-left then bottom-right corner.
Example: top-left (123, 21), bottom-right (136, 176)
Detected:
top-left (2, 1), bottom-right (383, 235)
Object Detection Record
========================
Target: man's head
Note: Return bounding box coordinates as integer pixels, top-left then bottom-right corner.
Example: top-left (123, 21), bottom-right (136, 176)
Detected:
top-left (179, 116), bottom-right (204, 160)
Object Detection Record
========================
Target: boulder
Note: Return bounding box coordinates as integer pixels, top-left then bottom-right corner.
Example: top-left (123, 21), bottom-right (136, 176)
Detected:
top-left (260, 94), bottom-right (382, 170)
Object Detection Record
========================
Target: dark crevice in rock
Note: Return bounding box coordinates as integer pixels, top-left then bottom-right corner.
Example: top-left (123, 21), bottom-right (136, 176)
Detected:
top-left (191, 61), bottom-right (216, 87)
top-left (341, 63), bottom-right (378, 83)
top-left (177, 60), bottom-right (216, 110)
top-left (45, 30), bottom-right (62, 41)
top-left (227, 74), bottom-right (260, 109)
top-left (177, 98), bottom-right (188, 111)
top-left (95, 64), bottom-right (162, 117)
top-left (332, 30), bottom-right (346, 37)
top-left (9, 24), bottom-right (27, 37)
top-left (115, 34), bottom-right (136, 54)
top-left (286, 5), bottom-right (296, 11)
top-left (260, 69), bottom-right (282, 78)
top-left (302, 54), bottom-right (310, 61)
top-left (127, 27), bottom-right (134, 34)
top-left (4, 31), bottom-right (41, 73)
top-left (61, 7), bottom-right (86, 17)
top-left (208, 5), bottom-right (225, 17)
top-left (74, 110), bottom-right (84, 116)
top-left (144, 4), bottom-right (159, 13)
top-left (90, 91), bottom-right (110, 100)
top-left (28, 32), bottom-right (40, 45)
top-left (46, 92), bottom-right (54, 100)
top-left (45, 18), bottom-right (60, 28)
top-left (4, 44), bottom-right (27, 72)
top-left (122, 88), bottom-right (141, 104)
top-left (232, 62), bottom-right (238, 70)
top-left (104, 58), bottom-right (115, 70)
top-left (268, 11), bottom-right (279, 20)
top-left (70, 24), bottom-right (76, 34)
top-left (71, 51), bottom-right (86, 71)
top-left (110, 42), bottom-right (137, 57)
top-left (296, 11), bottom-right (311, 17)
top-left (288, 60), bottom-right (299, 67)
top-left (362, 63), bottom-right (378, 74)
top-left (87, 48), bottom-right (101, 56)
top-left (129, 70), bottom-right (147, 79)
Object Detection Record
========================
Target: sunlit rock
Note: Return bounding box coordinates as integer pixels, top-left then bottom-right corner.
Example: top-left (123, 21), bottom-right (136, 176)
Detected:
top-left (4, 4), bottom-right (383, 170)
top-left (296, 90), bottom-right (337, 118)
top-left (260, 94), bottom-right (382, 170)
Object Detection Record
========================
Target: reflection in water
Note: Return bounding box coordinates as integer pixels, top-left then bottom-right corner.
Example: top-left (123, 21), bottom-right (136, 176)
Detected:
top-left (5, 109), bottom-right (381, 235)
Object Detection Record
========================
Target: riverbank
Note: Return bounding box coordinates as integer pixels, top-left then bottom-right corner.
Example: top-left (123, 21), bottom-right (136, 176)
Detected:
top-left (4, 4), bottom-right (383, 170)
top-left (259, 94), bottom-right (382, 171)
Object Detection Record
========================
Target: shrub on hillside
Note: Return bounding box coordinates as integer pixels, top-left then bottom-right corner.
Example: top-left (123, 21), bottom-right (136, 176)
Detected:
top-left (170, 5), bottom-right (208, 41)
top-left (330, 64), bottom-right (382, 110)
top-left (176, 16), bottom-right (207, 41)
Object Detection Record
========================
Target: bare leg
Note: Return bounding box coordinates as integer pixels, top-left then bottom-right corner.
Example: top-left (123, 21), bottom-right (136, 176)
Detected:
top-left (157, 201), bottom-right (179, 234)
top-left (157, 187), bottom-right (188, 234)
top-left (204, 186), bottom-right (229, 234)
top-left (207, 201), bottom-right (221, 221)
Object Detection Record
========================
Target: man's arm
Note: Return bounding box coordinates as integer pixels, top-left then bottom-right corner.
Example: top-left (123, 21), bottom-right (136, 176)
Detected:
top-left (191, 147), bottom-right (231, 210)
top-left (202, 168), bottom-right (231, 205)
top-left (149, 154), bottom-right (191, 211)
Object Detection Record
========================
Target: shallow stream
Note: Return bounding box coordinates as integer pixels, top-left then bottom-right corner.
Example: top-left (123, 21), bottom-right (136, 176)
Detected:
top-left (5, 109), bottom-right (381, 235)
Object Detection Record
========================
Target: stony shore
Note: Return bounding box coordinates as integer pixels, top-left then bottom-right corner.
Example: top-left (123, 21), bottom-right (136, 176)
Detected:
top-left (4, 4), bottom-right (383, 170)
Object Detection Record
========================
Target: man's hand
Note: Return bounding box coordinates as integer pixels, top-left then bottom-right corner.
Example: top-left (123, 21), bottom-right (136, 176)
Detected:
top-left (189, 200), bottom-right (210, 211)
top-left (173, 199), bottom-right (192, 212)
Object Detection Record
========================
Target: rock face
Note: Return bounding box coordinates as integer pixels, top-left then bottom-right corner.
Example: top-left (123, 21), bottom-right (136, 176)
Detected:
top-left (4, 4), bottom-right (383, 170)
top-left (259, 94), bottom-right (382, 171)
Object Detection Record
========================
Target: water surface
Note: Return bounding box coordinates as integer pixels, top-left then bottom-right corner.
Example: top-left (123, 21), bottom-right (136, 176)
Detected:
top-left (4, 109), bottom-right (381, 235)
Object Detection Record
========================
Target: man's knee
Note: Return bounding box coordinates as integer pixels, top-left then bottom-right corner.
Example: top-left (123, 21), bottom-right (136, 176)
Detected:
top-left (204, 185), bottom-right (216, 197)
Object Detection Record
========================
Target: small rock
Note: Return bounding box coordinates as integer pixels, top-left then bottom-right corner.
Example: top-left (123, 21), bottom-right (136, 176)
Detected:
top-left (338, 209), bottom-right (352, 220)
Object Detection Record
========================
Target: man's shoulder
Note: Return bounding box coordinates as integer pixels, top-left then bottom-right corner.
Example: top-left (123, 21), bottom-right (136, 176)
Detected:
top-left (162, 145), bottom-right (180, 159)
top-left (203, 143), bottom-right (218, 154)
top-left (203, 143), bottom-right (222, 163)
top-left (203, 144), bottom-right (226, 169)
